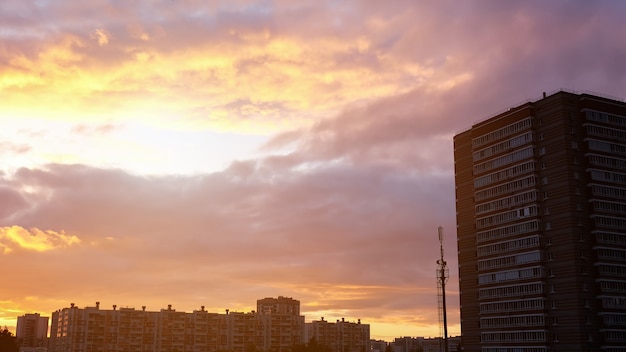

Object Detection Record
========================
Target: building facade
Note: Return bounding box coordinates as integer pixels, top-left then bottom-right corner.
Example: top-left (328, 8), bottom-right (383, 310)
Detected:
top-left (16, 313), bottom-right (49, 351)
top-left (454, 91), bottom-right (626, 351)
top-left (305, 317), bottom-right (370, 352)
top-left (256, 296), bottom-right (305, 352)
top-left (48, 297), bottom-right (306, 352)
top-left (388, 336), bottom-right (460, 352)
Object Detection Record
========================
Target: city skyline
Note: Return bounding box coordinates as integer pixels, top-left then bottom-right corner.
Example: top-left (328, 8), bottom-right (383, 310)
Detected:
top-left (1, 0), bottom-right (626, 341)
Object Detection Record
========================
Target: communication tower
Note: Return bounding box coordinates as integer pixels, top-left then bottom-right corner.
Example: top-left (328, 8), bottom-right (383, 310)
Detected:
top-left (436, 226), bottom-right (449, 352)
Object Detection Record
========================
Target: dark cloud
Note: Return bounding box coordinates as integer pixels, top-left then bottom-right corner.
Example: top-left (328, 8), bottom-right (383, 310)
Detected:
top-left (0, 187), bottom-right (29, 220)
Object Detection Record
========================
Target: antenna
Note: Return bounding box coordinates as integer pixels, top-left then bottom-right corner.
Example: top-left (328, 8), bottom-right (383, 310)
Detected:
top-left (436, 226), bottom-right (449, 352)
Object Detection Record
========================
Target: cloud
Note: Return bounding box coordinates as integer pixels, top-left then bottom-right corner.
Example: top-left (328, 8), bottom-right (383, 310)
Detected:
top-left (91, 28), bottom-right (111, 46)
top-left (1, 161), bottom-right (457, 336)
top-left (0, 186), bottom-right (29, 220)
top-left (0, 225), bottom-right (81, 254)
top-left (2, 0), bottom-right (626, 339)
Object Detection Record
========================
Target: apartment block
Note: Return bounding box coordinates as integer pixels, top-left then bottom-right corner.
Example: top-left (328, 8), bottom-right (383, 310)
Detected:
top-left (47, 297), bottom-right (308, 352)
top-left (388, 336), bottom-right (460, 352)
top-left (16, 313), bottom-right (49, 351)
top-left (305, 317), bottom-right (370, 352)
top-left (454, 91), bottom-right (626, 351)
top-left (257, 296), bottom-right (305, 352)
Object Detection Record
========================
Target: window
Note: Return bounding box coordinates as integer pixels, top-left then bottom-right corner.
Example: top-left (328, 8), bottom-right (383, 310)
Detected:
top-left (590, 184), bottom-right (626, 199)
top-left (474, 161), bottom-right (535, 189)
top-left (478, 266), bottom-right (542, 285)
top-left (472, 117), bottom-right (533, 148)
top-left (481, 330), bottom-right (546, 343)
top-left (477, 235), bottom-right (540, 257)
top-left (480, 298), bottom-right (544, 314)
top-left (539, 147), bottom-right (546, 155)
top-left (474, 176), bottom-right (536, 202)
top-left (474, 190), bottom-right (537, 215)
top-left (480, 314), bottom-right (545, 328)
top-left (473, 132), bottom-right (534, 162)
top-left (476, 220), bottom-right (538, 243)
top-left (477, 251), bottom-right (541, 270)
top-left (585, 123), bottom-right (626, 142)
top-left (476, 206), bottom-right (538, 229)
top-left (479, 282), bottom-right (543, 299)
top-left (473, 146), bottom-right (534, 174)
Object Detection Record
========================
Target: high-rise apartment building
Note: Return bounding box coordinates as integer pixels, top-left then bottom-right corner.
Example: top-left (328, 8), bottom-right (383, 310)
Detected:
top-left (256, 296), bottom-right (305, 352)
top-left (454, 91), bottom-right (626, 352)
top-left (16, 313), bottom-right (49, 350)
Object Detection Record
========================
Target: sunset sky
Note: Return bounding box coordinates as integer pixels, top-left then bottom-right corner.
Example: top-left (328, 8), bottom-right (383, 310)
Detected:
top-left (1, 0), bottom-right (626, 341)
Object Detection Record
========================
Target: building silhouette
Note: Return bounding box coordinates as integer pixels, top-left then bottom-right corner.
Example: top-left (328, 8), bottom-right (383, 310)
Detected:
top-left (454, 91), bottom-right (626, 351)
top-left (305, 317), bottom-right (370, 352)
top-left (257, 296), bottom-right (305, 352)
top-left (16, 313), bottom-right (49, 351)
top-left (389, 336), bottom-right (460, 352)
top-left (45, 297), bottom-right (372, 352)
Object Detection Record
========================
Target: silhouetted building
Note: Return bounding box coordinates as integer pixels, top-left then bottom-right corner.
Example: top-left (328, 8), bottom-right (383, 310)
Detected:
top-left (257, 296), bottom-right (305, 352)
top-left (306, 317), bottom-right (370, 352)
top-left (369, 339), bottom-right (388, 352)
top-left (454, 91), bottom-right (626, 351)
top-left (16, 313), bottom-right (48, 351)
top-left (388, 336), bottom-right (460, 352)
top-left (47, 297), bottom-right (309, 352)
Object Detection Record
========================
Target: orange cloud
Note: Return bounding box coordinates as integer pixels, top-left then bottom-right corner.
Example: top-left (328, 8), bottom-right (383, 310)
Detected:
top-left (91, 28), bottom-right (111, 46)
top-left (0, 226), bottom-right (81, 254)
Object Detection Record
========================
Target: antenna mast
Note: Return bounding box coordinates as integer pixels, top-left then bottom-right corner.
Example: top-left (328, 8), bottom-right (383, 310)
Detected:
top-left (436, 226), bottom-right (449, 352)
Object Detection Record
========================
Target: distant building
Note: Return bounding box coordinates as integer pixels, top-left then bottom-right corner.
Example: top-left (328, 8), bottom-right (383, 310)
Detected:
top-left (47, 297), bottom-right (308, 352)
top-left (369, 339), bottom-right (387, 352)
top-left (454, 91), bottom-right (626, 351)
top-left (306, 317), bottom-right (370, 352)
top-left (391, 336), bottom-right (421, 352)
top-left (388, 336), bottom-right (460, 352)
top-left (419, 336), bottom-right (460, 352)
top-left (257, 296), bottom-right (305, 352)
top-left (16, 313), bottom-right (48, 351)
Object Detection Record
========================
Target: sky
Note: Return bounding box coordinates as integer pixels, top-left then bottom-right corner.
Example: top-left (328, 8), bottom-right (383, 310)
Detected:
top-left (1, 0), bottom-right (625, 341)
